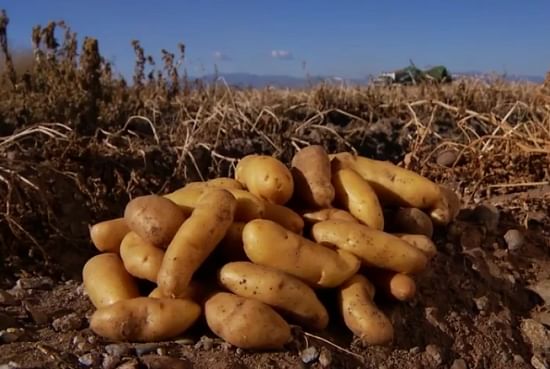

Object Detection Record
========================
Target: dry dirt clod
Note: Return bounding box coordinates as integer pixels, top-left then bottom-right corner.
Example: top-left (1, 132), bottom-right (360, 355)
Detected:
top-left (436, 150), bottom-right (458, 167)
top-left (103, 354), bottom-right (121, 369)
top-left (140, 355), bottom-right (193, 369)
top-left (23, 304), bottom-right (49, 325)
top-left (0, 363), bottom-right (20, 369)
top-left (300, 346), bottom-right (320, 364)
top-left (194, 335), bottom-right (214, 350)
top-left (424, 344), bottom-right (444, 366)
top-left (531, 355), bottom-right (549, 369)
top-left (15, 277), bottom-right (54, 290)
top-left (472, 204), bottom-right (500, 233)
top-left (504, 229), bottom-right (525, 251)
top-left (78, 352), bottom-right (102, 367)
top-left (135, 343), bottom-right (162, 356)
top-left (105, 343), bottom-right (132, 358)
top-left (473, 296), bottom-right (490, 313)
top-left (52, 312), bottom-right (82, 332)
top-left (0, 290), bottom-right (16, 306)
top-left (450, 358), bottom-right (468, 369)
top-left (318, 348), bottom-right (332, 368)
top-left (520, 319), bottom-right (550, 353)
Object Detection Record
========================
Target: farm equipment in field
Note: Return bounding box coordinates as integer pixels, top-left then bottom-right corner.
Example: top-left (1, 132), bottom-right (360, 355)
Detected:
top-left (374, 62), bottom-right (453, 86)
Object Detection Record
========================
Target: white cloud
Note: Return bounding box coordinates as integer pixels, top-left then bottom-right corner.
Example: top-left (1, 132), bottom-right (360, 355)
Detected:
top-left (271, 50), bottom-right (293, 60)
top-left (213, 51), bottom-right (231, 61)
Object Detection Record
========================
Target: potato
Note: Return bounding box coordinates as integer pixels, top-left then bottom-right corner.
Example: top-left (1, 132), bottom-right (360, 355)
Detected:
top-left (90, 297), bottom-right (201, 342)
top-left (331, 167), bottom-right (384, 230)
top-left (149, 280), bottom-right (203, 301)
top-left (124, 195), bottom-right (188, 249)
top-left (392, 208), bottom-right (434, 238)
top-left (205, 292), bottom-right (291, 349)
top-left (430, 185), bottom-right (461, 226)
top-left (301, 208), bottom-right (359, 225)
top-left (393, 233), bottom-right (437, 261)
top-left (290, 145), bottom-right (335, 208)
top-left (364, 268), bottom-right (417, 302)
top-left (219, 261), bottom-right (329, 330)
top-left (120, 232), bottom-right (164, 283)
top-left (330, 152), bottom-right (442, 209)
top-left (82, 253), bottom-right (140, 308)
top-left (216, 221), bottom-right (248, 262)
top-left (207, 177), bottom-right (244, 189)
top-left (235, 154), bottom-right (294, 205)
top-left (339, 275), bottom-right (394, 346)
top-left (311, 220), bottom-right (428, 274)
top-left (157, 189), bottom-right (237, 298)
top-left (89, 217), bottom-right (130, 253)
top-left (165, 184), bottom-right (265, 221)
top-left (242, 219), bottom-right (360, 288)
top-left (263, 202), bottom-right (304, 234)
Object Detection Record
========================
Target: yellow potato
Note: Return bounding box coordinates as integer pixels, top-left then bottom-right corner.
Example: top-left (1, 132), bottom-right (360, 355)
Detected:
top-left (242, 219), bottom-right (360, 288)
top-left (311, 220), bottom-right (428, 274)
top-left (90, 297), bottom-right (201, 342)
top-left (392, 208), bottom-right (434, 238)
top-left (207, 177), bottom-right (244, 189)
top-left (219, 261), bottom-right (329, 330)
top-left (331, 167), bottom-right (384, 230)
top-left (430, 185), bottom-right (461, 226)
top-left (339, 275), bottom-right (394, 346)
top-left (124, 195), bottom-right (188, 249)
top-left (330, 152), bottom-right (442, 209)
top-left (82, 253), bottom-right (140, 308)
top-left (290, 145), bottom-right (335, 208)
top-left (364, 268), bottom-right (417, 302)
top-left (165, 184), bottom-right (265, 221)
top-left (235, 154), bottom-right (294, 205)
top-left (157, 189), bottom-right (237, 298)
top-left (301, 208), bottom-right (359, 225)
top-left (148, 280), bottom-right (203, 301)
top-left (89, 217), bottom-right (130, 253)
top-left (263, 202), bottom-right (304, 234)
top-left (205, 292), bottom-right (291, 350)
top-left (393, 233), bottom-right (437, 261)
top-left (119, 232), bottom-right (165, 283)
top-left (216, 221), bottom-right (248, 262)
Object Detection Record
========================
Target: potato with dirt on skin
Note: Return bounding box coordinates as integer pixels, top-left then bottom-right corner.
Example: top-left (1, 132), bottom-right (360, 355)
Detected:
top-left (391, 207), bottom-right (434, 238)
top-left (242, 219), bottom-right (360, 288)
top-left (235, 154), bottom-right (294, 205)
top-left (393, 233), bottom-right (438, 261)
top-left (90, 297), bottom-right (201, 342)
top-left (364, 268), bottom-right (417, 302)
top-left (82, 253), bottom-right (140, 308)
top-left (330, 152), bottom-right (443, 209)
top-left (89, 217), bottom-right (130, 253)
top-left (164, 183), bottom-right (265, 221)
top-left (157, 189), bottom-right (237, 298)
top-left (339, 274), bottom-right (394, 346)
top-left (205, 292), bottom-right (292, 350)
top-left (331, 166), bottom-right (384, 230)
top-left (124, 195), bottom-right (188, 249)
top-left (263, 202), bottom-right (304, 234)
top-left (311, 220), bottom-right (428, 274)
top-left (301, 208), bottom-right (359, 225)
top-left (430, 185), bottom-right (461, 226)
top-left (218, 261), bottom-right (329, 330)
top-left (291, 145), bottom-right (335, 208)
top-left (119, 232), bottom-right (165, 283)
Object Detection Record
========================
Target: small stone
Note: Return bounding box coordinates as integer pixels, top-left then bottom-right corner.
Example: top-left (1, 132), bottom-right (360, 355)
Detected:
top-left (531, 355), bottom-right (549, 369)
top-left (116, 359), bottom-right (139, 369)
top-left (52, 313), bottom-right (82, 332)
top-left (102, 354), bottom-right (121, 369)
top-left (15, 277), bottom-right (54, 290)
top-left (450, 359), bottom-right (467, 369)
top-left (105, 343), bottom-right (132, 357)
top-left (504, 229), bottom-right (524, 251)
top-left (319, 348), bottom-right (332, 368)
top-left (520, 319), bottom-right (550, 352)
top-left (194, 335), bottom-right (214, 350)
top-left (425, 344), bottom-right (444, 365)
top-left (473, 296), bottom-right (490, 312)
top-left (436, 150), bottom-right (458, 167)
top-left (135, 343), bottom-right (161, 356)
top-left (0, 312), bottom-right (18, 330)
top-left (300, 346), bottom-right (320, 364)
top-left (79, 352), bottom-right (101, 367)
top-left (140, 355), bottom-right (193, 369)
top-left (513, 354), bottom-right (525, 363)
top-left (473, 204), bottom-right (499, 233)
top-left (528, 280), bottom-right (550, 305)
top-left (409, 346), bottom-right (421, 354)
top-left (0, 290), bottom-right (16, 306)
top-left (0, 328), bottom-right (25, 343)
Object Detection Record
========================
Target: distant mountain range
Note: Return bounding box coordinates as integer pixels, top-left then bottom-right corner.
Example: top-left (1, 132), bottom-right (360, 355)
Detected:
top-left (192, 71), bottom-right (545, 89)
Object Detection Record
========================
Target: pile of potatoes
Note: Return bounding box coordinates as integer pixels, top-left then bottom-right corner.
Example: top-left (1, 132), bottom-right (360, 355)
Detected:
top-left (84, 147), bottom-right (460, 349)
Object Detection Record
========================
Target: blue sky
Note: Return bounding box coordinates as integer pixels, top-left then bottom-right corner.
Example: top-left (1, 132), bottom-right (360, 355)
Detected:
top-left (2, 0), bottom-right (549, 79)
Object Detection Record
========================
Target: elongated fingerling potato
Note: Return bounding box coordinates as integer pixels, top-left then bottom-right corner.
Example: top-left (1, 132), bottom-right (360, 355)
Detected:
top-left (364, 268), bottom-right (417, 302)
top-left (157, 189), bottom-right (237, 298)
top-left (235, 154), bottom-right (294, 205)
top-left (331, 167), bottom-right (384, 230)
top-left (393, 233), bottom-right (437, 261)
top-left (219, 261), bottom-right (329, 330)
top-left (330, 152), bottom-right (442, 209)
top-left (263, 202), bottom-right (304, 234)
top-left (339, 275), bottom-right (394, 346)
top-left (82, 253), bottom-right (140, 308)
top-left (90, 297), bottom-right (201, 342)
top-left (291, 145), bottom-right (335, 208)
top-left (205, 292), bottom-right (291, 350)
top-left (89, 217), bottom-right (130, 253)
top-left (301, 208), bottom-right (359, 225)
top-left (120, 232), bottom-right (165, 283)
top-left (242, 219), bottom-right (360, 288)
top-left (311, 220), bottom-right (428, 274)
top-left (124, 195), bottom-right (188, 249)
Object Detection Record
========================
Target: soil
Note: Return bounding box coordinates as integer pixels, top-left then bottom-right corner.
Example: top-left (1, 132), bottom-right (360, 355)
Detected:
top-left (1, 117), bottom-right (549, 369)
